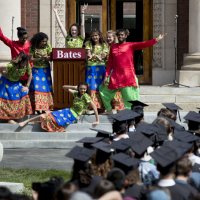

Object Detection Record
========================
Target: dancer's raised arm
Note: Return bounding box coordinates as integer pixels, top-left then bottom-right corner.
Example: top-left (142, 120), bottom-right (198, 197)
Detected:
top-left (80, 4), bottom-right (88, 39)
top-left (53, 6), bottom-right (67, 38)
top-left (63, 85), bottom-right (78, 94)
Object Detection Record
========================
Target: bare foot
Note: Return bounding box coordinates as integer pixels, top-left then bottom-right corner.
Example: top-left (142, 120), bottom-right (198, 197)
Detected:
top-left (18, 121), bottom-right (28, 127)
top-left (8, 120), bottom-right (17, 124)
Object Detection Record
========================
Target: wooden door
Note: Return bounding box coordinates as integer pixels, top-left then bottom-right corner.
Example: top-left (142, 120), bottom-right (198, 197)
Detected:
top-left (65, 0), bottom-right (153, 85)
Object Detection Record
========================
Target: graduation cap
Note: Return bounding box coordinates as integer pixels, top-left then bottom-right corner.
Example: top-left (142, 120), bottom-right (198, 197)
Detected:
top-left (92, 141), bottom-right (114, 153)
top-left (128, 100), bottom-right (149, 116)
top-left (65, 146), bottom-right (95, 162)
top-left (125, 132), bottom-right (153, 157)
top-left (136, 123), bottom-right (168, 144)
top-left (162, 103), bottom-right (182, 121)
top-left (111, 153), bottom-right (139, 173)
top-left (92, 141), bottom-right (114, 164)
top-left (128, 100), bottom-right (148, 108)
top-left (76, 137), bottom-right (104, 149)
top-left (110, 109), bottom-right (140, 122)
top-left (174, 129), bottom-right (199, 143)
top-left (150, 145), bottom-right (183, 168)
top-left (184, 111), bottom-right (200, 131)
top-left (163, 140), bottom-right (193, 155)
top-left (90, 128), bottom-right (112, 139)
top-left (111, 139), bottom-right (131, 153)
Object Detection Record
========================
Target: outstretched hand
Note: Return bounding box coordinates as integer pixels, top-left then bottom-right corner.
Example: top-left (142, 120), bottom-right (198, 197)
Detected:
top-left (156, 33), bottom-right (167, 42)
top-left (81, 3), bottom-right (88, 14)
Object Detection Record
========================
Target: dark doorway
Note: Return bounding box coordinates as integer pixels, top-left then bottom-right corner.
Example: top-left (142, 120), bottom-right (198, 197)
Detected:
top-left (116, 0), bottom-right (144, 75)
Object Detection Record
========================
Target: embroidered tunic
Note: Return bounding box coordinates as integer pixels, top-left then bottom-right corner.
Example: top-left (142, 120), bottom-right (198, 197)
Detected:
top-left (106, 39), bottom-right (157, 89)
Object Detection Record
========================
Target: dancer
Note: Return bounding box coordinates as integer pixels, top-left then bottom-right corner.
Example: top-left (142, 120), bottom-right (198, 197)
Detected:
top-left (29, 32), bottom-right (53, 113)
top-left (85, 29), bottom-right (109, 110)
top-left (18, 83), bottom-right (99, 132)
top-left (100, 30), bottom-right (124, 113)
top-left (100, 29), bottom-right (165, 111)
top-left (0, 52), bottom-right (32, 123)
top-left (0, 27), bottom-right (31, 84)
top-left (53, 4), bottom-right (88, 48)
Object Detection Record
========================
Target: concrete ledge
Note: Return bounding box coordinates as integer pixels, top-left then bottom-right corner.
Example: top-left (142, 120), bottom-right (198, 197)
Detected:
top-left (141, 95), bottom-right (175, 103)
top-left (0, 182), bottom-right (24, 193)
top-left (1, 140), bottom-right (78, 149)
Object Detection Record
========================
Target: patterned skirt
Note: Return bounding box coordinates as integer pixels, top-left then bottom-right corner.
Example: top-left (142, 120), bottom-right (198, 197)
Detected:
top-left (85, 65), bottom-right (106, 109)
top-left (0, 76), bottom-right (32, 119)
top-left (40, 108), bottom-right (77, 132)
top-left (29, 67), bottom-right (53, 111)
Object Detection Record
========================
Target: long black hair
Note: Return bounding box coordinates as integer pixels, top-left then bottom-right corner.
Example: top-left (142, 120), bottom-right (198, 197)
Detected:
top-left (30, 32), bottom-right (48, 49)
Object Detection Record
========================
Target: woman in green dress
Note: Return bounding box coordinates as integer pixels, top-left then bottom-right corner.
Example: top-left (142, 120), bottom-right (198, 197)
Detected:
top-left (85, 29), bottom-right (109, 110)
top-left (18, 83), bottom-right (99, 132)
top-left (53, 4), bottom-right (88, 48)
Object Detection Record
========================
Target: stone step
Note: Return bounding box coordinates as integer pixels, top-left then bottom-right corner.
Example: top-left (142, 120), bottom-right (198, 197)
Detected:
top-left (0, 130), bottom-right (98, 140)
top-left (181, 64), bottom-right (200, 70)
top-left (1, 140), bottom-right (79, 149)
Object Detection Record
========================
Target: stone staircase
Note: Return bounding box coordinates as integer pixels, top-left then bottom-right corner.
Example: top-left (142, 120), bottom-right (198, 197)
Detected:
top-left (0, 86), bottom-right (199, 170)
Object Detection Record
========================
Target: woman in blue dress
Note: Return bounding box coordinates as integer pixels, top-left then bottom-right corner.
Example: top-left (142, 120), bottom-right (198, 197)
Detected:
top-left (29, 32), bottom-right (53, 113)
top-left (0, 52), bottom-right (32, 123)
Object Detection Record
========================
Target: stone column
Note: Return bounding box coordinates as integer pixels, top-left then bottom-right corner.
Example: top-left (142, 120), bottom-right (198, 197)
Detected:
top-left (179, 0), bottom-right (200, 87)
top-left (0, 0), bottom-right (21, 62)
top-left (189, 0), bottom-right (200, 53)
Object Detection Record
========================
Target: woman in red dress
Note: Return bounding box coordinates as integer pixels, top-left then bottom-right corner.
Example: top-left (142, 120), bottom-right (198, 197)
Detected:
top-left (0, 27), bottom-right (31, 85)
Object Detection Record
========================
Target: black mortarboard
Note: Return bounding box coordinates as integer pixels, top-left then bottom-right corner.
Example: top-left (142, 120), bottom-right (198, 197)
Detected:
top-left (125, 132), bottom-right (153, 156)
top-left (164, 140), bottom-right (193, 155)
top-left (136, 123), bottom-right (168, 144)
top-left (150, 145), bottom-right (183, 167)
top-left (111, 153), bottom-right (139, 173)
top-left (162, 103), bottom-right (182, 121)
top-left (128, 100), bottom-right (149, 108)
top-left (110, 109), bottom-right (140, 122)
top-left (128, 100), bottom-right (148, 116)
top-left (162, 103), bottom-right (182, 113)
top-left (92, 141), bottom-right (114, 164)
top-left (174, 129), bottom-right (199, 143)
top-left (90, 128), bottom-right (111, 138)
top-left (76, 137), bottom-right (104, 149)
top-left (92, 141), bottom-right (114, 153)
top-left (111, 139), bottom-right (131, 153)
top-left (184, 111), bottom-right (200, 131)
top-left (65, 146), bottom-right (95, 162)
